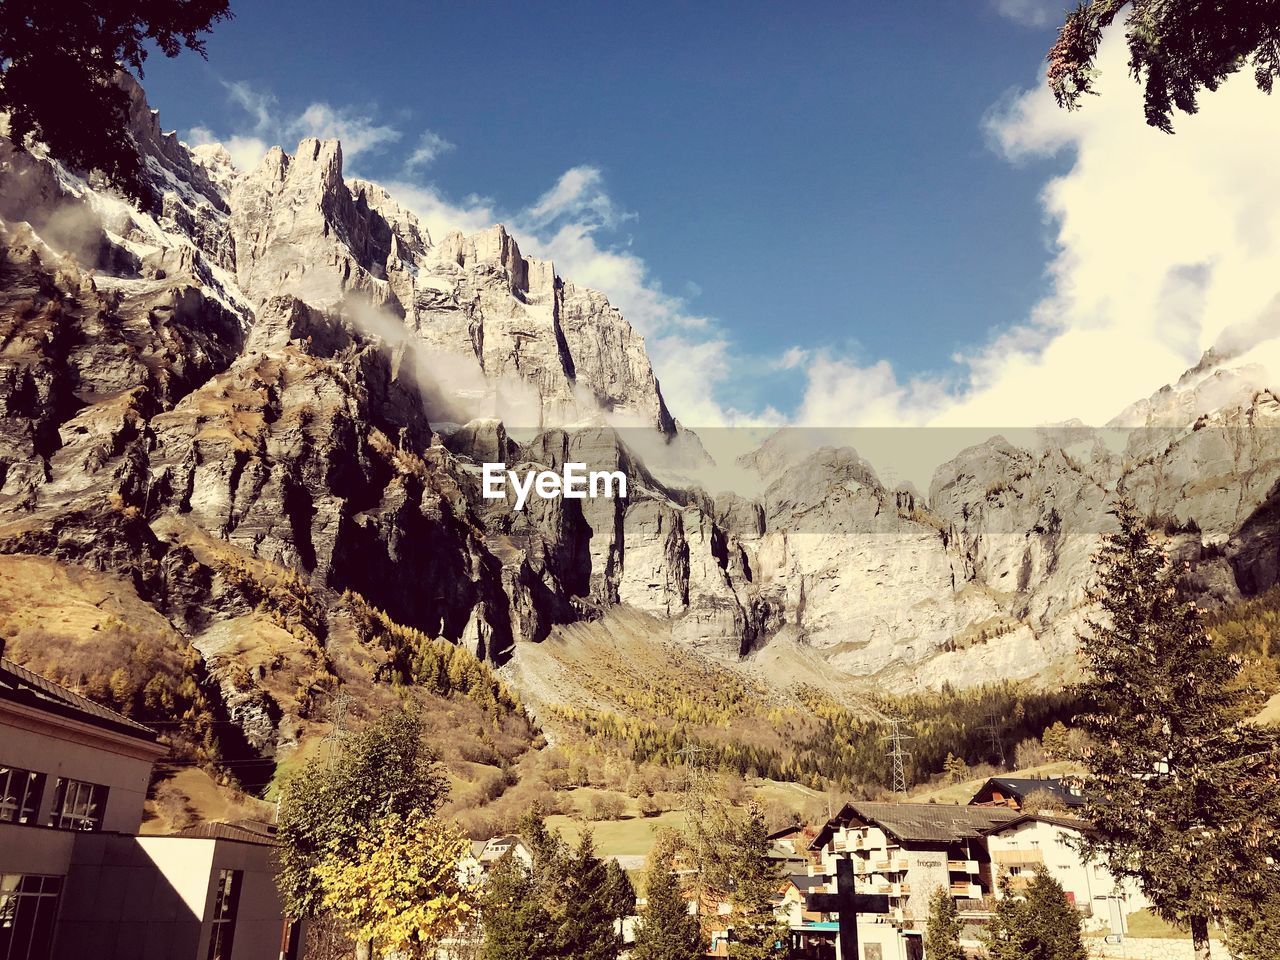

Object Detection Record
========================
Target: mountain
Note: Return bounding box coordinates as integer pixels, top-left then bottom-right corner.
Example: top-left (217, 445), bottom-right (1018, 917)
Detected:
top-left (4, 76), bottom-right (1280, 801)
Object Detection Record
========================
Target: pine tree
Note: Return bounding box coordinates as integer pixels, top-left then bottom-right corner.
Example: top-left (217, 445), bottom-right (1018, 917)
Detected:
top-left (987, 871), bottom-right (1086, 960)
top-left (1075, 503), bottom-right (1280, 960)
top-left (603, 859), bottom-right (637, 924)
top-left (558, 831), bottom-right (620, 960)
top-left (634, 836), bottom-right (703, 960)
top-left (1223, 872), bottom-right (1280, 960)
top-left (725, 805), bottom-right (784, 960)
top-left (1041, 721), bottom-right (1070, 760)
top-left (942, 752), bottom-right (969, 784)
top-left (923, 886), bottom-right (965, 960)
top-left (1023, 870), bottom-right (1086, 960)
top-left (480, 851), bottom-right (554, 960)
top-left (519, 805), bottom-right (571, 913)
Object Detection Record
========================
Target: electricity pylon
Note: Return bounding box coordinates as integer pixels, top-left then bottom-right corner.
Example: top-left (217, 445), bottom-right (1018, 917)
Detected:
top-left (883, 717), bottom-right (913, 796)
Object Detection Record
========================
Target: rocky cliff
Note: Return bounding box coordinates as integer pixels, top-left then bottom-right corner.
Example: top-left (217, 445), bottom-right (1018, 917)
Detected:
top-left (4, 75), bottom-right (1280, 771)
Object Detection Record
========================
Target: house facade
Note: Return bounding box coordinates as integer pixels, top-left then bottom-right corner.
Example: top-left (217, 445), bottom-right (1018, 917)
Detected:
top-left (982, 813), bottom-right (1149, 932)
top-left (808, 802), bottom-right (1020, 959)
top-left (1, 653), bottom-right (297, 960)
top-left (2, 655), bottom-right (168, 960)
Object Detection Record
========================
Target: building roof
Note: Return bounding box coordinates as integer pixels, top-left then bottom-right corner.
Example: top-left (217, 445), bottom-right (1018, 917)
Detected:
top-left (969, 777), bottom-right (1087, 809)
top-left (787, 873), bottom-right (827, 894)
top-left (982, 812), bottom-right (1096, 836)
top-left (812, 801), bottom-right (1019, 848)
top-left (474, 835), bottom-right (528, 863)
top-left (171, 820), bottom-right (279, 846)
top-left (0, 656), bottom-right (159, 742)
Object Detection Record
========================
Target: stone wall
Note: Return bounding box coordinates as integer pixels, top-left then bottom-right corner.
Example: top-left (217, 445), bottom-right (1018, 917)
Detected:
top-left (1087, 937), bottom-right (1225, 959)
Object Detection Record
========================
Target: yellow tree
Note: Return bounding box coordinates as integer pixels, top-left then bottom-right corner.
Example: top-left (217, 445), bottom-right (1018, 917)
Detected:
top-left (316, 810), bottom-right (476, 957)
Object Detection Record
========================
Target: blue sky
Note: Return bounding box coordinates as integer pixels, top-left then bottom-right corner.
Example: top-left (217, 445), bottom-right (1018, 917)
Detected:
top-left (136, 1), bottom-right (1280, 432)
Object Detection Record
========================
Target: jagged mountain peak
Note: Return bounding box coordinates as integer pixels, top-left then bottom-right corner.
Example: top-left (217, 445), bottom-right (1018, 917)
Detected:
top-left (9, 66), bottom-right (1280, 767)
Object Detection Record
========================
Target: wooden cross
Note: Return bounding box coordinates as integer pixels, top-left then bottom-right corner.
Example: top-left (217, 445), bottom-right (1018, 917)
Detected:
top-left (806, 857), bottom-right (891, 960)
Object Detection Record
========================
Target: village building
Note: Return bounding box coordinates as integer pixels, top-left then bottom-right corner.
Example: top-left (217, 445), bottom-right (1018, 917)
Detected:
top-left (1, 651), bottom-right (298, 960)
top-left (981, 812), bottom-right (1149, 932)
top-left (808, 801), bottom-right (1020, 959)
top-left (460, 834), bottom-right (534, 883)
top-left (968, 776), bottom-right (1086, 811)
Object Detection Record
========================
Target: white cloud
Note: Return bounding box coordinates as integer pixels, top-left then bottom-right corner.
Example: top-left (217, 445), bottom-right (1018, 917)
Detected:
top-left (224, 81), bottom-right (275, 132)
top-left (524, 166), bottom-right (633, 231)
top-left (187, 124), bottom-right (270, 173)
top-left (187, 80), bottom-right (401, 173)
top-left (991, 0), bottom-right (1061, 28)
top-left (404, 130), bottom-right (455, 171)
top-left (774, 346), bottom-right (810, 371)
top-left (287, 103), bottom-right (401, 159)
top-left (788, 33), bottom-right (1280, 436)
top-left (377, 180), bottom-right (498, 241)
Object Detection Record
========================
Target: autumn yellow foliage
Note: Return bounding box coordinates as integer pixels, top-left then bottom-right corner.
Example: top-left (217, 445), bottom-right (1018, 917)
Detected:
top-left (316, 811), bottom-right (476, 956)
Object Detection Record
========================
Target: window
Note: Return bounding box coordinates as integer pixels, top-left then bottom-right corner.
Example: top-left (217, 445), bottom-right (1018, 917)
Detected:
top-left (206, 869), bottom-right (242, 960)
top-left (0, 874), bottom-right (62, 960)
top-left (0, 767), bottom-right (44, 825)
top-left (46, 779), bottom-right (107, 832)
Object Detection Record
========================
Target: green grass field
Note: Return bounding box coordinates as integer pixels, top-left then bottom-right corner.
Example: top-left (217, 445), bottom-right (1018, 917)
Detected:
top-left (546, 810), bottom-right (688, 857)
top-left (1083, 911), bottom-right (1223, 940)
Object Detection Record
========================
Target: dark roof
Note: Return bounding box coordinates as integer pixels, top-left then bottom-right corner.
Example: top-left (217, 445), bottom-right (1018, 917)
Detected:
top-left (0, 656), bottom-right (159, 742)
top-left (812, 802), bottom-right (1019, 848)
top-left (171, 820), bottom-right (279, 846)
top-left (982, 813), bottom-right (1096, 835)
top-left (788, 873), bottom-right (827, 893)
top-left (969, 777), bottom-right (1087, 808)
top-left (767, 824), bottom-right (805, 841)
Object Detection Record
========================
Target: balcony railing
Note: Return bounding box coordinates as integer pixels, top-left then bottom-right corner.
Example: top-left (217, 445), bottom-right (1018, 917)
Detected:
top-left (872, 858), bottom-right (909, 872)
top-left (833, 834), bottom-right (866, 853)
top-left (947, 859), bottom-right (979, 874)
top-left (992, 849), bottom-right (1044, 867)
top-left (874, 883), bottom-right (911, 897)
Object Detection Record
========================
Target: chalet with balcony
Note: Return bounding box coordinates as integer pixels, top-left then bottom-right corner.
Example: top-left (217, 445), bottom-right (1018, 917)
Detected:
top-left (968, 776), bottom-right (1086, 811)
top-left (981, 812), bottom-right (1149, 931)
top-left (808, 802), bottom-right (1019, 958)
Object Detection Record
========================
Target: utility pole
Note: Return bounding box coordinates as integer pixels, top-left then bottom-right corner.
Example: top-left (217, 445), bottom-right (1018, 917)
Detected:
top-left (883, 717), bottom-right (913, 797)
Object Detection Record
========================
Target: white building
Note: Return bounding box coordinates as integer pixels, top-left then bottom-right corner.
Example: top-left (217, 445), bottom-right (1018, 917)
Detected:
top-left (459, 834), bottom-right (534, 884)
top-left (982, 813), bottom-right (1149, 932)
top-left (1, 652), bottom-right (299, 960)
top-left (808, 802), bottom-right (1019, 959)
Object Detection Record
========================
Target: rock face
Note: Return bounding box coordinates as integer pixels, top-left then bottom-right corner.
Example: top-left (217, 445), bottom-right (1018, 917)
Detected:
top-left (5, 70), bottom-right (1280, 773)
